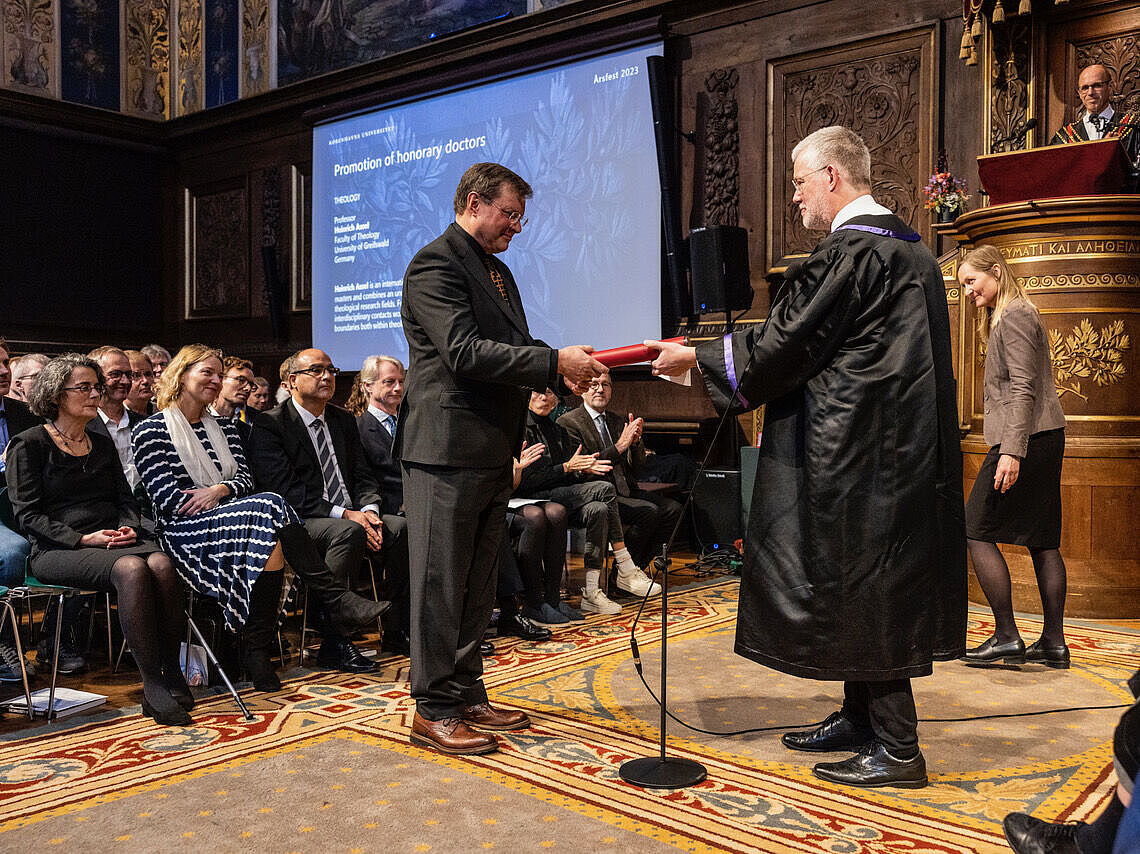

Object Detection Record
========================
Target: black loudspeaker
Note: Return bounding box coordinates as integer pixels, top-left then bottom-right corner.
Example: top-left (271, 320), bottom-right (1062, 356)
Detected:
top-left (690, 468), bottom-right (742, 552)
top-left (689, 225), bottom-right (752, 315)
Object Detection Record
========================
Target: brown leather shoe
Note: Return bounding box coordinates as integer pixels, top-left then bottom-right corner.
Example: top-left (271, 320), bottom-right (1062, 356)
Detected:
top-left (410, 711), bottom-right (498, 755)
top-left (462, 702), bottom-right (531, 731)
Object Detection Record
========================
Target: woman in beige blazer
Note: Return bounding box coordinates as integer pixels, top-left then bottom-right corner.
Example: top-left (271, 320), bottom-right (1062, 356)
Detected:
top-left (958, 245), bottom-right (1069, 668)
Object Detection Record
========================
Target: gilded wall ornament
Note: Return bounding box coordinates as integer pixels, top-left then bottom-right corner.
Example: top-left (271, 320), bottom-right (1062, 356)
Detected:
top-left (988, 20), bottom-right (1030, 153)
top-left (241, 0), bottom-right (269, 96)
top-left (125, 0), bottom-right (169, 117)
top-left (3, 0), bottom-right (53, 90)
top-left (178, 0), bottom-right (203, 114)
top-left (1049, 319), bottom-right (1131, 402)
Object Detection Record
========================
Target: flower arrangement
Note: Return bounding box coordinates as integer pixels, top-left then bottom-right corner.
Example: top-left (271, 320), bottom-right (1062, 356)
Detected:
top-left (922, 150), bottom-right (969, 215)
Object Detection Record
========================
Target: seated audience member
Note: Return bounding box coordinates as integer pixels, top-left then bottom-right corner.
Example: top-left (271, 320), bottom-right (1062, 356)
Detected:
top-left (1003, 667), bottom-right (1140, 854)
top-left (248, 377), bottom-right (271, 412)
top-left (87, 346), bottom-right (144, 490)
top-left (7, 353), bottom-right (50, 402)
top-left (274, 358), bottom-right (292, 405)
top-left (517, 389), bottom-right (660, 615)
top-left (350, 356), bottom-right (405, 514)
top-left (124, 350), bottom-right (156, 416)
top-left (557, 372), bottom-right (679, 590)
top-left (4, 353), bottom-right (193, 725)
top-left (132, 344), bottom-right (388, 691)
top-left (1051, 64), bottom-right (1139, 190)
top-left (347, 355), bottom-right (411, 653)
top-left (209, 356), bottom-right (256, 449)
top-left (248, 348), bottom-right (407, 673)
top-left (0, 338), bottom-right (42, 682)
top-left (505, 441), bottom-right (581, 628)
top-left (140, 345), bottom-right (171, 382)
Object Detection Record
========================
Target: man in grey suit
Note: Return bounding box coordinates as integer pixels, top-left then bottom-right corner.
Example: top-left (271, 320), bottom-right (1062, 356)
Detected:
top-left (398, 162), bottom-right (604, 755)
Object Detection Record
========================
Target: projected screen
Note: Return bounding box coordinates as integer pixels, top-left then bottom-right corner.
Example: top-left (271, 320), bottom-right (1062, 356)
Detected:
top-left (312, 42), bottom-right (664, 369)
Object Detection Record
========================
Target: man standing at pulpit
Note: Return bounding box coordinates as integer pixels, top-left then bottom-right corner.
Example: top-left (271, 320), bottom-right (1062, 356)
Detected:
top-left (1051, 64), bottom-right (1139, 190)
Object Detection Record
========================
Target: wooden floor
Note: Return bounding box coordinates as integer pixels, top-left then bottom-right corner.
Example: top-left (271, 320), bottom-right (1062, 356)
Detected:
top-left (3, 549), bottom-right (1135, 735)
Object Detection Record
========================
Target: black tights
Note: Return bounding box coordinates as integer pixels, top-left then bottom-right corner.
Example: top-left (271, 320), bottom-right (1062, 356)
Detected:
top-left (967, 539), bottom-right (1066, 645)
top-left (110, 553), bottom-right (186, 705)
top-left (514, 502), bottom-right (568, 610)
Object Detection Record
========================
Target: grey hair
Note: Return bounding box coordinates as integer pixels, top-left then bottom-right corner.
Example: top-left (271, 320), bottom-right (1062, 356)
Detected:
top-left (791, 126), bottom-right (872, 191)
top-left (26, 353), bottom-right (103, 420)
top-left (358, 354), bottom-right (406, 383)
top-left (140, 344), bottom-right (172, 364)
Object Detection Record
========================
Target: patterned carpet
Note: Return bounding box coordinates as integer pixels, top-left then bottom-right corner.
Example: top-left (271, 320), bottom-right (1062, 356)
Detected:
top-left (0, 579), bottom-right (1136, 852)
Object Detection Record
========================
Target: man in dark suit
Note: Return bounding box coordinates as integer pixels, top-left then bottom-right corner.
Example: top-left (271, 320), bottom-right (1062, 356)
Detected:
top-left (248, 347), bottom-right (402, 674)
top-left (355, 354), bottom-right (410, 654)
top-left (1051, 64), bottom-right (1139, 191)
top-left (398, 162), bottom-right (605, 755)
top-left (558, 370), bottom-right (678, 594)
top-left (208, 355), bottom-right (255, 450)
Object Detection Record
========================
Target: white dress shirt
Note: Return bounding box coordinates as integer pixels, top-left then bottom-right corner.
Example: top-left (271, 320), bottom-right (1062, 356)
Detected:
top-left (291, 399), bottom-right (378, 518)
top-left (831, 194), bottom-right (893, 232)
top-left (99, 408), bottom-right (140, 488)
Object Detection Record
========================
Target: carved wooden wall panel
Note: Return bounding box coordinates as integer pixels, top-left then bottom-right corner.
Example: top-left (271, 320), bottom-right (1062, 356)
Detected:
top-left (241, 0), bottom-right (269, 96)
top-left (986, 19), bottom-right (1032, 153)
top-left (702, 67), bottom-right (741, 227)
top-left (1076, 33), bottom-right (1140, 113)
top-left (768, 26), bottom-right (937, 268)
top-left (186, 179), bottom-right (250, 319)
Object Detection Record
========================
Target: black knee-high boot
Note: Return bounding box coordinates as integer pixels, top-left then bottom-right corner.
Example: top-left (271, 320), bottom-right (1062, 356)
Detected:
top-left (277, 524), bottom-right (389, 634)
top-left (243, 570), bottom-right (285, 692)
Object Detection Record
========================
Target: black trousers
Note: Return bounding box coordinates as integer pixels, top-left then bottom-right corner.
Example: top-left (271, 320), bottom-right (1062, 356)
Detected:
top-left (403, 461), bottom-right (512, 720)
top-left (377, 514), bottom-right (411, 635)
top-left (618, 490), bottom-right (683, 568)
top-left (303, 516), bottom-right (366, 641)
top-left (842, 679), bottom-right (919, 755)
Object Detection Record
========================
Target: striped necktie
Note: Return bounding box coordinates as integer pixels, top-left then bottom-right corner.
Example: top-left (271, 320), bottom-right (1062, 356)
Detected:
top-left (312, 419), bottom-right (351, 508)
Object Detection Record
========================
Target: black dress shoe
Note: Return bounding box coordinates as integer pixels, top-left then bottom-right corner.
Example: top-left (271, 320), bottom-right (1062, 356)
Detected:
top-left (480, 641), bottom-right (495, 656)
top-left (496, 613), bottom-right (552, 642)
top-left (1025, 639), bottom-right (1071, 669)
top-left (317, 638), bottom-right (379, 673)
top-left (963, 635), bottom-right (1026, 664)
top-left (782, 711), bottom-right (875, 753)
top-left (1002, 812), bottom-right (1083, 854)
top-left (381, 630), bottom-right (411, 657)
top-left (812, 741), bottom-right (928, 788)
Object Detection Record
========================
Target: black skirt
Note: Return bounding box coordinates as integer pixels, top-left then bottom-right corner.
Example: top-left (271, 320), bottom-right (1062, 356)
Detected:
top-left (965, 428), bottom-right (1064, 549)
top-left (30, 540), bottom-right (163, 591)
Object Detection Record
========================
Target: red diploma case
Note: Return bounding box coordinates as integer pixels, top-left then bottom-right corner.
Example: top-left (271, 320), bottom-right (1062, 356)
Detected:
top-left (594, 337), bottom-right (685, 368)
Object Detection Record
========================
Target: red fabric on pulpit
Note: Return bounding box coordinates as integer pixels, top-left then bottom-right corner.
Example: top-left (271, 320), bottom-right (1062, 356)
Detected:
top-left (978, 138), bottom-right (1129, 205)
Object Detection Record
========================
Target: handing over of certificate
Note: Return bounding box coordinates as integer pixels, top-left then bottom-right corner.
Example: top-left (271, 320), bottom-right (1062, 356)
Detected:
top-left (641, 339), bottom-right (698, 377)
top-left (593, 337), bottom-right (686, 368)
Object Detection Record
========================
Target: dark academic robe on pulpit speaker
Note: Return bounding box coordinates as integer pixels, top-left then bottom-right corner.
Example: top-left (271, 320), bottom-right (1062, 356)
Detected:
top-left (694, 214), bottom-right (967, 681)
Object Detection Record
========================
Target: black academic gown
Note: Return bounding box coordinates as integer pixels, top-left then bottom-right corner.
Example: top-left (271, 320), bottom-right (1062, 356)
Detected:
top-left (696, 213), bottom-right (967, 682)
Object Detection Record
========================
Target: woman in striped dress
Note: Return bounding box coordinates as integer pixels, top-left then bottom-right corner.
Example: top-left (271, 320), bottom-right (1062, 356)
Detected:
top-left (133, 344), bottom-right (387, 691)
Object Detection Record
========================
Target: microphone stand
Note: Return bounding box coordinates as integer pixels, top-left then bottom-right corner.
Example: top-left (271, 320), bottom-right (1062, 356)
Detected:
top-left (619, 310), bottom-right (746, 790)
top-left (618, 544), bottom-right (708, 788)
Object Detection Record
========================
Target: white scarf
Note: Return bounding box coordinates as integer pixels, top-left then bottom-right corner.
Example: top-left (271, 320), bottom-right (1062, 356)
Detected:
top-left (162, 406), bottom-right (238, 488)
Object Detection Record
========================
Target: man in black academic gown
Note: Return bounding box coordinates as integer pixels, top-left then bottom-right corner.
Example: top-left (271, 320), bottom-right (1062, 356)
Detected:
top-left (647, 126), bottom-right (966, 789)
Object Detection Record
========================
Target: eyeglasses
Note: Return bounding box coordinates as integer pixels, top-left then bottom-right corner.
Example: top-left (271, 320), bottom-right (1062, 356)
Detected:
top-left (224, 375), bottom-right (256, 389)
top-left (586, 380), bottom-right (612, 391)
top-left (62, 383), bottom-right (105, 395)
top-left (104, 370), bottom-right (129, 381)
top-left (130, 370), bottom-right (155, 381)
top-left (791, 164), bottom-right (829, 192)
top-left (1079, 81), bottom-right (1108, 92)
top-left (292, 365), bottom-right (340, 378)
top-left (480, 196), bottom-right (528, 228)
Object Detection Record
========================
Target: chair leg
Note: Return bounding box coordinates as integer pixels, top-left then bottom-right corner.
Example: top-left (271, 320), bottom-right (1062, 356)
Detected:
top-left (365, 556), bottom-right (384, 646)
top-left (298, 586), bottom-right (310, 668)
top-left (105, 592), bottom-right (114, 669)
top-left (1, 599), bottom-right (34, 721)
top-left (46, 592), bottom-right (64, 722)
top-left (185, 613), bottom-right (254, 722)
